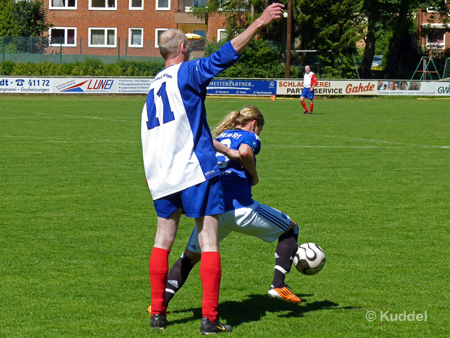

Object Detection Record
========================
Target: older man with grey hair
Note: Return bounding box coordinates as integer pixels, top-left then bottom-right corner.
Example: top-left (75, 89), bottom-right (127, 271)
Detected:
top-left (141, 3), bottom-right (285, 334)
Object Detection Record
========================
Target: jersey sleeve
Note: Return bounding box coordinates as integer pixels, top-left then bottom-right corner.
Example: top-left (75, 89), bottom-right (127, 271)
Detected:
top-left (241, 134), bottom-right (261, 155)
top-left (311, 74), bottom-right (318, 87)
top-left (187, 42), bottom-right (241, 92)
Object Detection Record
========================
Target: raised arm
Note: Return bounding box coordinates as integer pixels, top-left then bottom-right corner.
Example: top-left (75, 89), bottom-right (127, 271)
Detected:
top-left (239, 144), bottom-right (259, 186)
top-left (231, 3), bottom-right (285, 54)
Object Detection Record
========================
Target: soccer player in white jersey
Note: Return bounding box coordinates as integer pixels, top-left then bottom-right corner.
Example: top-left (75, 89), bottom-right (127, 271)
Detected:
top-left (300, 65), bottom-right (317, 114)
top-left (150, 105), bottom-right (302, 314)
top-left (141, 3), bottom-right (285, 334)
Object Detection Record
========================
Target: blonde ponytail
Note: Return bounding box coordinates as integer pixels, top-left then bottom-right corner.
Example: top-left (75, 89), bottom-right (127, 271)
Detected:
top-left (212, 105), bottom-right (264, 138)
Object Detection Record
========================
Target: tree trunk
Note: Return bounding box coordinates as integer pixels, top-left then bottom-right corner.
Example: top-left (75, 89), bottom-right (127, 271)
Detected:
top-left (359, 0), bottom-right (379, 79)
top-left (383, 0), bottom-right (410, 79)
top-left (360, 28), bottom-right (376, 79)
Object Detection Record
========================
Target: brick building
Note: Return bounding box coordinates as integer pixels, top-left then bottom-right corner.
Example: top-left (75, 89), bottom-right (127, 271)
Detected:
top-left (45, 0), bottom-right (228, 58)
top-left (417, 6), bottom-right (450, 53)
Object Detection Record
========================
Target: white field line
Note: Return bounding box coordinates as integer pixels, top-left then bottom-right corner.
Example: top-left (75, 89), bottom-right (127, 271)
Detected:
top-left (265, 145), bottom-right (450, 149)
top-left (2, 134), bottom-right (449, 148)
top-left (0, 114), bottom-right (136, 123)
top-left (2, 135), bottom-right (137, 143)
top-left (267, 134), bottom-right (450, 149)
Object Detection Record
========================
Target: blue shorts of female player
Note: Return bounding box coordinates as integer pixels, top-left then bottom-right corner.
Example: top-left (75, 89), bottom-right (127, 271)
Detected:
top-left (301, 88), bottom-right (314, 99)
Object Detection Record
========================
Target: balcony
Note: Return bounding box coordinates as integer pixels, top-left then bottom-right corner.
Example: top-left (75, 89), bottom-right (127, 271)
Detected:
top-left (174, 8), bottom-right (206, 24)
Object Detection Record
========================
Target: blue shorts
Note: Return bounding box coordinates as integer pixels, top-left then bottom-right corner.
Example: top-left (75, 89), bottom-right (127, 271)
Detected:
top-left (301, 88), bottom-right (314, 100)
top-left (153, 176), bottom-right (224, 219)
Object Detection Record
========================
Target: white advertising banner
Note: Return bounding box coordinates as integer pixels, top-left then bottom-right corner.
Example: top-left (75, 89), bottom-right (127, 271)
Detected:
top-left (53, 78), bottom-right (152, 94)
top-left (0, 77), bottom-right (53, 94)
top-left (376, 80), bottom-right (439, 96)
top-left (1, 77), bottom-right (450, 96)
top-left (416, 81), bottom-right (450, 95)
top-left (276, 80), bottom-right (378, 96)
top-left (377, 81), bottom-right (450, 96)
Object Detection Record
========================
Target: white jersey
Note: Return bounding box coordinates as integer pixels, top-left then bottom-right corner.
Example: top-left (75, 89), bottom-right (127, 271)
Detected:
top-left (303, 71), bottom-right (316, 88)
top-left (141, 42), bottom-right (240, 200)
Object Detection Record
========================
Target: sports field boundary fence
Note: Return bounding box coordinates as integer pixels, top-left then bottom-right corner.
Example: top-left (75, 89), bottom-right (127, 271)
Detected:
top-left (1, 76), bottom-right (450, 96)
top-left (0, 36), bottom-right (171, 64)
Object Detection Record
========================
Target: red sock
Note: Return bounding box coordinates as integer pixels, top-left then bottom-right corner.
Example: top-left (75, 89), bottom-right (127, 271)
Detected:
top-left (301, 101), bottom-right (307, 111)
top-left (310, 103), bottom-right (314, 113)
top-left (200, 252), bottom-right (221, 322)
top-left (149, 247), bottom-right (170, 316)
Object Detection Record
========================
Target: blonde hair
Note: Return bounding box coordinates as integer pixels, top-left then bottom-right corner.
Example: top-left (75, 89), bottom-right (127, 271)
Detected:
top-left (159, 29), bottom-right (188, 60)
top-left (212, 105), bottom-right (265, 138)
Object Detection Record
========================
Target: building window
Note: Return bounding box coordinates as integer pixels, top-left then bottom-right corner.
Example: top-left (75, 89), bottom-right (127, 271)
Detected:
top-left (217, 29), bottom-right (227, 42)
top-left (50, 0), bottom-right (76, 9)
top-left (90, 0), bottom-right (116, 10)
top-left (129, 28), bottom-right (143, 48)
top-left (192, 30), bottom-right (205, 49)
top-left (49, 27), bottom-right (77, 46)
top-left (89, 28), bottom-right (117, 47)
top-left (193, 0), bottom-right (206, 6)
top-left (155, 28), bottom-right (168, 48)
top-left (427, 30), bottom-right (445, 49)
top-left (423, 24), bottom-right (446, 49)
top-left (129, 0), bottom-right (143, 10)
top-left (156, 0), bottom-right (170, 10)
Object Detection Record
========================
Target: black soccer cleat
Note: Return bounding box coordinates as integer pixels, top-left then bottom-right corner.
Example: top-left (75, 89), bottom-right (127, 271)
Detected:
top-left (150, 313), bottom-right (167, 330)
top-left (200, 317), bottom-right (232, 335)
top-left (302, 110), bottom-right (308, 114)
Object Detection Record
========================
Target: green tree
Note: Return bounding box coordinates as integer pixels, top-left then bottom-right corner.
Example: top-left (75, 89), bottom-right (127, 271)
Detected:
top-left (294, 0), bottom-right (364, 78)
top-left (11, 0), bottom-right (50, 37)
top-left (193, 0), bottom-right (364, 78)
top-left (205, 38), bottom-right (302, 78)
top-left (359, 0), bottom-right (450, 79)
top-left (0, 0), bottom-right (14, 36)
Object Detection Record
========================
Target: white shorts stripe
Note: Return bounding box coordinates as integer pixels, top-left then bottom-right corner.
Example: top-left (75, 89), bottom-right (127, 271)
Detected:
top-left (186, 200), bottom-right (292, 254)
top-left (256, 205), bottom-right (289, 231)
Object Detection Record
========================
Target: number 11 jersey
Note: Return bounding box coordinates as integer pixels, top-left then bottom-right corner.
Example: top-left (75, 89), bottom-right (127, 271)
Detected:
top-left (141, 41), bottom-right (240, 200)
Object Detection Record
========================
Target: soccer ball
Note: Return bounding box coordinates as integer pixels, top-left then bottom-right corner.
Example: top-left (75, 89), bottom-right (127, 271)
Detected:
top-left (293, 243), bottom-right (326, 275)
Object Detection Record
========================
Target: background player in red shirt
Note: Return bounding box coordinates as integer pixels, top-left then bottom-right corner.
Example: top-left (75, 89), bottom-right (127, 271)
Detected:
top-left (300, 65), bottom-right (317, 114)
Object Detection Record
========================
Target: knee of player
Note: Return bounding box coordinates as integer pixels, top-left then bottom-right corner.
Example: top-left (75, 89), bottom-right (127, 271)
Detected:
top-left (184, 249), bottom-right (201, 264)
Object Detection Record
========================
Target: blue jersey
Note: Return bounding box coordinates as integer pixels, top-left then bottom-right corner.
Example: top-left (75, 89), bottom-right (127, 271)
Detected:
top-left (215, 129), bottom-right (261, 211)
top-left (141, 41), bottom-right (240, 200)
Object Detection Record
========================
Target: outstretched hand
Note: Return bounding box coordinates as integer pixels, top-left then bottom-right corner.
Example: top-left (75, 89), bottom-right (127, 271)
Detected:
top-left (257, 3), bottom-right (285, 27)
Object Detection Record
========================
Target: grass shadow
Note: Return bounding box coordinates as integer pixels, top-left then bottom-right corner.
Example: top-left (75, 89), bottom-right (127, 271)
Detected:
top-left (168, 294), bottom-right (359, 328)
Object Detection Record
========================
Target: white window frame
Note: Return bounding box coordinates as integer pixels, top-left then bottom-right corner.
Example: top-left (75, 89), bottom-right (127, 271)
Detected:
top-left (129, 0), bottom-right (143, 10)
top-left (427, 0), bottom-right (448, 13)
top-left (156, 0), bottom-right (170, 11)
top-left (423, 23), bottom-right (446, 49)
top-left (129, 28), bottom-right (143, 48)
top-left (49, 0), bottom-right (77, 10)
top-left (155, 28), bottom-right (168, 48)
top-left (49, 27), bottom-right (77, 47)
top-left (217, 29), bottom-right (226, 42)
top-left (89, 0), bottom-right (116, 10)
top-left (88, 28), bottom-right (117, 48)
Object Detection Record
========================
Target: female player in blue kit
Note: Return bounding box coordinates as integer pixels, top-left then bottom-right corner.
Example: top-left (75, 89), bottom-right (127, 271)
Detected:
top-left (156, 105), bottom-right (303, 311)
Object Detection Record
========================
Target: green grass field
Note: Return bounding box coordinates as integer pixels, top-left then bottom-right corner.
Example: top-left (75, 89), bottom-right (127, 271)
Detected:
top-left (1, 95), bottom-right (449, 337)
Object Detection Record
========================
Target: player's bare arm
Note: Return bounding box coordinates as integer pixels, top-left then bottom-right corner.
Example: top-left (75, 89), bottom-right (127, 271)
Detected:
top-left (213, 139), bottom-right (240, 163)
top-left (239, 144), bottom-right (259, 186)
top-left (231, 3), bottom-right (284, 54)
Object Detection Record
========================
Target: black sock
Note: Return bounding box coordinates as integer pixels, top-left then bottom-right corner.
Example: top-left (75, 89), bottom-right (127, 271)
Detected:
top-left (272, 227), bottom-right (298, 288)
top-left (165, 253), bottom-right (196, 306)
